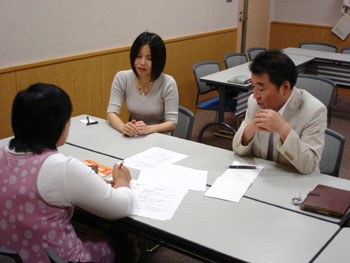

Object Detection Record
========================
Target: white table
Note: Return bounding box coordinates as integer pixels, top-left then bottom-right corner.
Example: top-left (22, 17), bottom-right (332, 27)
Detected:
top-left (1, 119), bottom-right (345, 262)
top-left (57, 143), bottom-right (339, 263)
top-left (200, 53), bottom-right (314, 91)
top-left (284, 47), bottom-right (350, 63)
top-left (313, 227), bottom-right (350, 263)
top-left (284, 47), bottom-right (350, 87)
top-left (66, 115), bottom-right (350, 223)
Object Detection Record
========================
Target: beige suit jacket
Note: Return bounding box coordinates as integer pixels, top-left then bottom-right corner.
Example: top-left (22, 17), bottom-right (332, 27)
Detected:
top-left (232, 88), bottom-right (327, 174)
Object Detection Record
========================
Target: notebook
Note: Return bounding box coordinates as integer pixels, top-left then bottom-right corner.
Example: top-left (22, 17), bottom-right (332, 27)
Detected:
top-left (83, 160), bottom-right (112, 177)
top-left (300, 184), bottom-right (350, 218)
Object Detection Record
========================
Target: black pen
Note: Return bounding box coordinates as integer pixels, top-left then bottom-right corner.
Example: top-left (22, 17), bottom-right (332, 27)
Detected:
top-left (227, 165), bottom-right (257, 169)
top-left (86, 116), bottom-right (98, 125)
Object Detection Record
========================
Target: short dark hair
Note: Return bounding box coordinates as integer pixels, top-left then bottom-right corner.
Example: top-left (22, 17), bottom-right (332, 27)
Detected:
top-left (249, 49), bottom-right (298, 89)
top-left (130, 32), bottom-right (166, 81)
top-left (9, 83), bottom-right (72, 154)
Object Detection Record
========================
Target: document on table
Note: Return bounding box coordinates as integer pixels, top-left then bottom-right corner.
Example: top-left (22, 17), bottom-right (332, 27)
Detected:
top-left (123, 147), bottom-right (188, 170)
top-left (130, 180), bottom-right (188, 221)
top-left (137, 164), bottom-right (207, 191)
top-left (204, 161), bottom-right (263, 202)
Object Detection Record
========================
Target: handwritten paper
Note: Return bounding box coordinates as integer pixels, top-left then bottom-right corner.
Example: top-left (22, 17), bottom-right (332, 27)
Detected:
top-left (123, 147), bottom-right (187, 170)
top-left (137, 164), bottom-right (207, 191)
top-left (205, 161), bottom-right (263, 202)
top-left (130, 180), bottom-right (188, 221)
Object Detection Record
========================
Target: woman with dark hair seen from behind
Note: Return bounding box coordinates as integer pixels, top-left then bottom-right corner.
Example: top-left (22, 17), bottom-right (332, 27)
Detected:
top-left (0, 83), bottom-right (135, 262)
top-left (107, 31), bottom-right (179, 137)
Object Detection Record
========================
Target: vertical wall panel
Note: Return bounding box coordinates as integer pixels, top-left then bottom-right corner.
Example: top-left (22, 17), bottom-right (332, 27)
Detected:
top-left (15, 57), bottom-right (103, 118)
top-left (0, 72), bottom-right (16, 138)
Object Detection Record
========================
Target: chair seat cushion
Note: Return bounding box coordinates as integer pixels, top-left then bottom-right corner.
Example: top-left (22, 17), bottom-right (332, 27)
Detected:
top-left (197, 97), bottom-right (237, 112)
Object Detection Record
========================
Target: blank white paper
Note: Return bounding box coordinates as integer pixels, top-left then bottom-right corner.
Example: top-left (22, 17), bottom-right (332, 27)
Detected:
top-left (137, 164), bottom-right (207, 191)
top-left (204, 162), bottom-right (263, 202)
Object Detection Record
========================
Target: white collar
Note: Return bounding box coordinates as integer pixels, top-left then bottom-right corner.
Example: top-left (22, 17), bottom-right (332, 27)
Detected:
top-left (278, 88), bottom-right (295, 116)
top-left (5, 145), bottom-right (32, 156)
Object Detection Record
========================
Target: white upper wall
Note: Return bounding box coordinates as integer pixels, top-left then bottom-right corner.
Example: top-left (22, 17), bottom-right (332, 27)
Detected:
top-left (0, 0), bottom-right (238, 69)
top-left (271, 0), bottom-right (343, 26)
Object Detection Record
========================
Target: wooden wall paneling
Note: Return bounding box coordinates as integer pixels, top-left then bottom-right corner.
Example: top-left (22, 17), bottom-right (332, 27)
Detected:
top-left (101, 50), bottom-right (131, 122)
top-left (269, 22), bottom-right (350, 51)
top-left (165, 29), bottom-right (237, 113)
top-left (0, 72), bottom-right (17, 139)
top-left (15, 56), bottom-right (103, 119)
top-left (269, 23), bottom-right (301, 49)
top-left (165, 40), bottom-right (197, 112)
top-left (269, 22), bottom-right (350, 96)
top-left (59, 57), bottom-right (103, 118)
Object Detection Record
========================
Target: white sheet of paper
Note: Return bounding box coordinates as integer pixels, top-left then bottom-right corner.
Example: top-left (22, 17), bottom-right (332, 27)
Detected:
top-left (137, 164), bottom-right (207, 191)
top-left (332, 13), bottom-right (350, 40)
top-left (123, 147), bottom-right (188, 170)
top-left (130, 180), bottom-right (188, 221)
top-left (204, 161), bottom-right (263, 202)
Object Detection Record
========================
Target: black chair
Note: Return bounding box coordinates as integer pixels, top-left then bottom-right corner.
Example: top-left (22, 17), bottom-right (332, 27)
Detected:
top-left (296, 74), bottom-right (336, 124)
top-left (340, 47), bottom-right (350, 54)
top-left (247, 47), bottom-right (266, 61)
top-left (224, 53), bottom-right (248, 68)
top-left (172, 105), bottom-right (194, 140)
top-left (0, 248), bottom-right (23, 263)
top-left (192, 61), bottom-right (237, 142)
top-left (319, 128), bottom-right (345, 177)
top-left (299, 42), bottom-right (338, 53)
top-left (193, 61), bottom-right (236, 113)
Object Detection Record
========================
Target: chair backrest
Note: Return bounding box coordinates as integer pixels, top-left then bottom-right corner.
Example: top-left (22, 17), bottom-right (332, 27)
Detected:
top-left (299, 42), bottom-right (338, 53)
top-left (46, 248), bottom-right (68, 263)
top-left (0, 248), bottom-right (23, 263)
top-left (172, 106), bottom-right (194, 140)
top-left (247, 47), bottom-right (266, 61)
top-left (320, 128), bottom-right (345, 177)
top-left (296, 74), bottom-right (335, 122)
top-left (341, 48), bottom-right (350, 54)
top-left (193, 61), bottom-right (221, 105)
top-left (224, 53), bottom-right (248, 68)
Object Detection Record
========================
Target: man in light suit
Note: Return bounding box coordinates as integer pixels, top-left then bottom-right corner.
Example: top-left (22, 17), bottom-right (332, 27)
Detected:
top-left (232, 49), bottom-right (327, 174)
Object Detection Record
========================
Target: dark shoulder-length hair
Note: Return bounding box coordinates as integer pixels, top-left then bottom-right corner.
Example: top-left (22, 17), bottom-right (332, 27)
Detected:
top-left (130, 31), bottom-right (166, 81)
top-left (9, 83), bottom-right (72, 154)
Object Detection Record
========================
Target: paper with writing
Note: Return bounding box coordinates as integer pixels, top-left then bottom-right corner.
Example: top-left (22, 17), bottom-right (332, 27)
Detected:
top-left (123, 147), bottom-right (188, 170)
top-left (130, 180), bottom-right (188, 221)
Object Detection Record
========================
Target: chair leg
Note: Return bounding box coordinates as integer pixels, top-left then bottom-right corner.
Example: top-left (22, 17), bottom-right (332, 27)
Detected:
top-left (216, 113), bottom-right (242, 138)
top-left (145, 241), bottom-right (161, 253)
top-left (198, 121), bottom-right (236, 143)
top-left (334, 86), bottom-right (338, 108)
